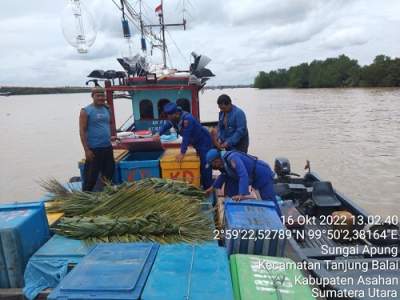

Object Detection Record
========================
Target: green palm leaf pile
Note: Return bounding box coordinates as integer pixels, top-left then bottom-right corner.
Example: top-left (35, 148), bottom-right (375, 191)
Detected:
top-left (138, 177), bottom-right (206, 200)
top-left (42, 178), bottom-right (213, 244)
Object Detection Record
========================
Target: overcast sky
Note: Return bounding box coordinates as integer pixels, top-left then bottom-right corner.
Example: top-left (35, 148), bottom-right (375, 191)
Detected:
top-left (1, 0), bottom-right (400, 86)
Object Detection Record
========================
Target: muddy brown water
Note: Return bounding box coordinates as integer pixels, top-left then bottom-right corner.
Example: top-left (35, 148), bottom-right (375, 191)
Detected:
top-left (1, 88), bottom-right (399, 217)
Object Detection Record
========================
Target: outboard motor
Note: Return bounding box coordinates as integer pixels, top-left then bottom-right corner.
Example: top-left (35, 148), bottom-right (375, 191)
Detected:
top-left (274, 157), bottom-right (291, 178)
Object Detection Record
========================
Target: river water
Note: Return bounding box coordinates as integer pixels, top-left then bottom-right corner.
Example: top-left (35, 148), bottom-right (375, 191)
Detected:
top-left (0, 88), bottom-right (399, 217)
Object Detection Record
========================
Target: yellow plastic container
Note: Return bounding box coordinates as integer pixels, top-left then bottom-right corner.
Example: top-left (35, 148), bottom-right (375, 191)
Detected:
top-left (113, 149), bottom-right (129, 161)
top-left (160, 147), bottom-right (201, 187)
top-left (46, 211), bottom-right (64, 226)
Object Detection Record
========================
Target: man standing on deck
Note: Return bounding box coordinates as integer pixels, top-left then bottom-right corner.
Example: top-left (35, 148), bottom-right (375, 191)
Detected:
top-left (204, 149), bottom-right (281, 216)
top-left (214, 94), bottom-right (249, 153)
top-left (157, 103), bottom-right (213, 189)
top-left (79, 87), bottom-right (115, 191)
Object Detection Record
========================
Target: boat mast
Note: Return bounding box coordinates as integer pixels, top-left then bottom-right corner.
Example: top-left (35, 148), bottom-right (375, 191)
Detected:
top-left (160, 0), bottom-right (167, 68)
top-left (144, 0), bottom-right (186, 69)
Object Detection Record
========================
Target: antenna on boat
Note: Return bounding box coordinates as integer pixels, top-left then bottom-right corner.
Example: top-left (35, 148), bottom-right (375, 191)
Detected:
top-left (144, 0), bottom-right (186, 69)
top-left (182, 0), bottom-right (187, 29)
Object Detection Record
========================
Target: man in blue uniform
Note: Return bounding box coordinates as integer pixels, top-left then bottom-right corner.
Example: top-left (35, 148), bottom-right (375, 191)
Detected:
top-left (215, 94), bottom-right (249, 153)
top-left (79, 87), bottom-right (115, 191)
top-left (205, 149), bottom-right (281, 216)
top-left (158, 103), bottom-right (213, 189)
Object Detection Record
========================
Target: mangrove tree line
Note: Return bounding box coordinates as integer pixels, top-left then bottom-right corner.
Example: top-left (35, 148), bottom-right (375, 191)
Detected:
top-left (254, 55), bottom-right (400, 88)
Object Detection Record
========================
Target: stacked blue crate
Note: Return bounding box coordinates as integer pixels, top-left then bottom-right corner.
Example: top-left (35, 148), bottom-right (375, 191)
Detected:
top-left (141, 243), bottom-right (234, 300)
top-left (23, 234), bottom-right (92, 300)
top-left (224, 199), bottom-right (285, 257)
top-left (48, 243), bottom-right (159, 300)
top-left (119, 151), bottom-right (164, 182)
top-left (0, 202), bottom-right (50, 288)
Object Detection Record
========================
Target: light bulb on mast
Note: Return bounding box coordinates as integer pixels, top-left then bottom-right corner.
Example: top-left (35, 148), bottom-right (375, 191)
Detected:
top-left (61, 0), bottom-right (97, 54)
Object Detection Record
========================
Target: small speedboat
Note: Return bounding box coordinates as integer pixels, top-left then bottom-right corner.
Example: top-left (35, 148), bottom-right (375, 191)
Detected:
top-left (274, 158), bottom-right (400, 300)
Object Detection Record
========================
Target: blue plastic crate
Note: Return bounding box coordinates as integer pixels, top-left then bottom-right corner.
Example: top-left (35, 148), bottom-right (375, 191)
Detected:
top-left (48, 243), bottom-right (159, 300)
top-left (119, 151), bottom-right (163, 182)
top-left (24, 235), bottom-right (92, 300)
top-left (30, 234), bottom-right (91, 263)
top-left (142, 243), bottom-right (234, 300)
top-left (79, 161), bottom-right (121, 184)
top-left (224, 200), bottom-right (285, 257)
top-left (0, 202), bottom-right (50, 288)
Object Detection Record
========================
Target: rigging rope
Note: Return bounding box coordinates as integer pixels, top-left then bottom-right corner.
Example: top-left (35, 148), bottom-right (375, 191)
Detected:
top-left (124, 1), bottom-right (160, 42)
top-left (112, 0), bottom-right (162, 45)
top-left (112, 0), bottom-right (189, 69)
top-left (166, 47), bottom-right (173, 69)
top-left (166, 29), bottom-right (189, 66)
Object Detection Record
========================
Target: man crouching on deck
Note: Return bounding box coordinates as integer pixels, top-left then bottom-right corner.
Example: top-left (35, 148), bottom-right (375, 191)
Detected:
top-left (79, 87), bottom-right (115, 191)
top-left (205, 149), bottom-right (282, 216)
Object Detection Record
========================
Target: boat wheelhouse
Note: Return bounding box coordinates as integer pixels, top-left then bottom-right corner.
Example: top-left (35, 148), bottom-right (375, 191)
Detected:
top-left (103, 73), bottom-right (204, 137)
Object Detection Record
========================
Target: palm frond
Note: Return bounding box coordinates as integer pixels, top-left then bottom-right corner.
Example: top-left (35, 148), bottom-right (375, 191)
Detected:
top-left (43, 178), bottom-right (213, 244)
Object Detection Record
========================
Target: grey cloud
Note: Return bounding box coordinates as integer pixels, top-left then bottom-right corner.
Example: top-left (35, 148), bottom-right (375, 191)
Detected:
top-left (0, 0), bottom-right (63, 21)
top-left (1, 53), bottom-right (68, 86)
top-left (63, 40), bottom-right (121, 61)
top-left (253, 18), bottom-right (329, 48)
top-left (228, 0), bottom-right (314, 27)
top-left (223, 51), bottom-right (283, 71)
top-left (183, 0), bottom-right (227, 26)
top-left (91, 1), bottom-right (123, 39)
top-left (1, 0), bottom-right (400, 86)
top-left (322, 28), bottom-right (368, 50)
top-left (0, 15), bottom-right (64, 51)
top-left (243, 1), bottom-right (351, 49)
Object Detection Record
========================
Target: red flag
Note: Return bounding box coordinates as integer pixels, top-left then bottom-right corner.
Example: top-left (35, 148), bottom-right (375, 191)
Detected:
top-left (155, 4), bottom-right (162, 14)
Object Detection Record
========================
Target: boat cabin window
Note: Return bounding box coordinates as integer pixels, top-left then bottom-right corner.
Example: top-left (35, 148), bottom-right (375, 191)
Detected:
top-left (139, 99), bottom-right (154, 119)
top-left (176, 98), bottom-right (191, 112)
top-left (158, 99), bottom-right (170, 119)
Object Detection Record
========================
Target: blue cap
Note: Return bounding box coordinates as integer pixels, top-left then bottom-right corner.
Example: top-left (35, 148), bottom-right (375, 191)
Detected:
top-left (164, 103), bottom-right (178, 114)
top-left (205, 148), bottom-right (221, 168)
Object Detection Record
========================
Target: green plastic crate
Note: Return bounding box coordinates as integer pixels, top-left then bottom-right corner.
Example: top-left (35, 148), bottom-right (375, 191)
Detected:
top-left (230, 254), bottom-right (315, 300)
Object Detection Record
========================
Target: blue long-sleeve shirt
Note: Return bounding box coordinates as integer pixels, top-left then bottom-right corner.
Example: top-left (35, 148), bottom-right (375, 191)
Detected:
top-left (159, 112), bottom-right (212, 154)
top-left (218, 105), bottom-right (248, 148)
top-left (213, 151), bottom-right (274, 196)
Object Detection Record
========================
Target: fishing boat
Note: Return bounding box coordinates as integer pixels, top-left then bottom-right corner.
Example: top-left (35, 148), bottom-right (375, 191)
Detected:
top-left (0, 1), bottom-right (219, 298)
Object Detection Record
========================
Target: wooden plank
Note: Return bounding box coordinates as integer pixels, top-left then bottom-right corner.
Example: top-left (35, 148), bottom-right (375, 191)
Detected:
top-left (0, 289), bottom-right (24, 300)
top-left (0, 288), bottom-right (50, 300)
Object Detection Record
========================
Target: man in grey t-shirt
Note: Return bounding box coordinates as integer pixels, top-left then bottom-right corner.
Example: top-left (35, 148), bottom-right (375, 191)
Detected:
top-left (79, 87), bottom-right (115, 191)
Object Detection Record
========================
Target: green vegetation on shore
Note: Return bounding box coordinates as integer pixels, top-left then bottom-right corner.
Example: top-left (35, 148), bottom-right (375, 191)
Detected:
top-left (0, 86), bottom-right (90, 96)
top-left (254, 55), bottom-right (400, 89)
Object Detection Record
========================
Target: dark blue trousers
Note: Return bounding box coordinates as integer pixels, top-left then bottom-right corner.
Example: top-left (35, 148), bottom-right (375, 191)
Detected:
top-left (197, 146), bottom-right (213, 189)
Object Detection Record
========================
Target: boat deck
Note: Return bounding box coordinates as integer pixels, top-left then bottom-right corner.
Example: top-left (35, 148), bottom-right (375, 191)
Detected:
top-left (276, 172), bottom-right (400, 299)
